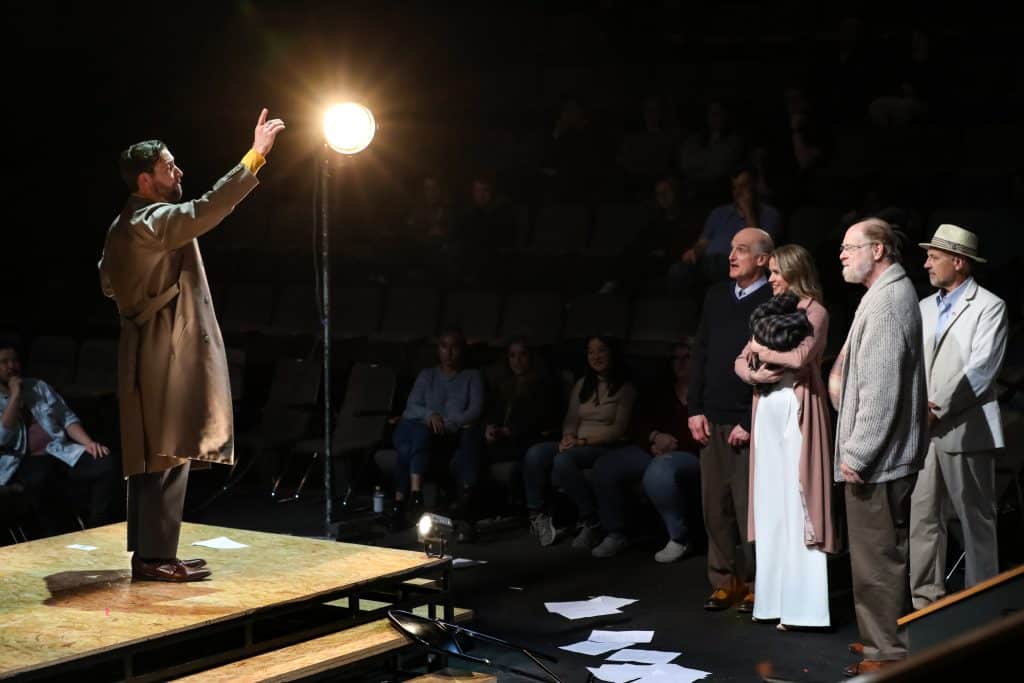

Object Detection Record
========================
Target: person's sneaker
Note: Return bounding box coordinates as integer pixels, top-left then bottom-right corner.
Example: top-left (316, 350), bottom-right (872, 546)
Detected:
top-left (530, 513), bottom-right (557, 547)
top-left (591, 532), bottom-right (630, 558)
top-left (572, 522), bottom-right (603, 550)
top-left (654, 539), bottom-right (691, 563)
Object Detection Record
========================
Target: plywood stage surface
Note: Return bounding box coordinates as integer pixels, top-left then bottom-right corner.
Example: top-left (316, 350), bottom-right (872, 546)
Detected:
top-left (0, 522), bottom-right (447, 680)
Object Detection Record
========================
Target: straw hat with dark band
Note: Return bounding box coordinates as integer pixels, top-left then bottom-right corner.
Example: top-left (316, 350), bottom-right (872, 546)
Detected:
top-left (918, 223), bottom-right (986, 263)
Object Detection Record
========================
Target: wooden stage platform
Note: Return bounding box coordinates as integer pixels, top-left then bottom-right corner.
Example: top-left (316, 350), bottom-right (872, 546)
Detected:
top-left (0, 522), bottom-right (452, 681)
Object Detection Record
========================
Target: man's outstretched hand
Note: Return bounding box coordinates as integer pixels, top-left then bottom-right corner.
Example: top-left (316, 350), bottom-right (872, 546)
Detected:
top-left (253, 108), bottom-right (286, 156)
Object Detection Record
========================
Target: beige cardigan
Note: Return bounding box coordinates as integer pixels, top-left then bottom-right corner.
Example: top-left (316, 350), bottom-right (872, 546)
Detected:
top-left (562, 378), bottom-right (637, 445)
top-left (735, 297), bottom-right (838, 553)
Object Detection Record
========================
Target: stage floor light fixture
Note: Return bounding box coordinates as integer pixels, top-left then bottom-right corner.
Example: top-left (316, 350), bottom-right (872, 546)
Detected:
top-left (417, 512), bottom-right (453, 558)
top-left (323, 102), bottom-right (375, 155)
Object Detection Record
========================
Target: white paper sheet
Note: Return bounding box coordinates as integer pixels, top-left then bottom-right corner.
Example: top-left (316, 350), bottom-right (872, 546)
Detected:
top-left (545, 595), bottom-right (637, 620)
top-left (631, 664), bottom-right (711, 682)
top-left (545, 600), bottom-right (623, 620)
top-left (590, 595), bottom-right (638, 610)
top-left (190, 536), bottom-right (248, 549)
top-left (586, 663), bottom-right (655, 682)
top-left (66, 544), bottom-right (97, 551)
top-left (558, 640), bottom-right (637, 656)
top-left (607, 648), bottom-right (681, 665)
top-left (589, 629), bottom-right (655, 644)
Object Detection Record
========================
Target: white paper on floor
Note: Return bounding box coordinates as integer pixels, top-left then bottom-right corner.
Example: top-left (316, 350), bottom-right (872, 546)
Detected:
top-left (558, 640), bottom-right (637, 656)
top-left (545, 595), bottom-right (638, 619)
top-left (191, 536), bottom-right (248, 549)
top-left (66, 544), bottom-right (97, 551)
top-left (631, 664), bottom-right (711, 682)
top-left (588, 663), bottom-right (711, 683)
top-left (452, 558), bottom-right (488, 568)
top-left (586, 663), bottom-right (655, 682)
top-left (589, 629), bottom-right (655, 644)
top-left (588, 595), bottom-right (638, 610)
top-left (606, 648), bottom-right (681, 665)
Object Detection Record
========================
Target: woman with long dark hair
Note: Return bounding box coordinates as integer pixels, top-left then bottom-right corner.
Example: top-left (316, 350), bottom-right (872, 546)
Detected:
top-left (523, 336), bottom-right (636, 547)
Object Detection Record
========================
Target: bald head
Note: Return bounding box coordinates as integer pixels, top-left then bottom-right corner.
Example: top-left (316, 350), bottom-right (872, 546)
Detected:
top-left (840, 219), bottom-right (896, 288)
top-left (729, 227), bottom-right (773, 286)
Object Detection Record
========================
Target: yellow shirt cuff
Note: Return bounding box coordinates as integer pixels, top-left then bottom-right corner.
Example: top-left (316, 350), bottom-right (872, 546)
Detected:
top-left (240, 149), bottom-right (266, 175)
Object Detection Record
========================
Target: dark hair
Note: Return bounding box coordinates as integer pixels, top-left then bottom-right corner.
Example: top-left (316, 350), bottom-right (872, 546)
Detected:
top-left (438, 327), bottom-right (466, 346)
top-left (729, 163), bottom-right (757, 181)
top-left (579, 336), bottom-right (629, 404)
top-left (119, 139), bottom-right (166, 191)
top-left (0, 337), bottom-right (20, 354)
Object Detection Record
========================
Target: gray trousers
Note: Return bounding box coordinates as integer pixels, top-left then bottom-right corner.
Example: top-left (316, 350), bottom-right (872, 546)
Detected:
top-left (701, 423), bottom-right (754, 593)
top-left (126, 462), bottom-right (190, 560)
top-left (909, 443), bottom-right (998, 608)
top-left (846, 473), bottom-right (917, 662)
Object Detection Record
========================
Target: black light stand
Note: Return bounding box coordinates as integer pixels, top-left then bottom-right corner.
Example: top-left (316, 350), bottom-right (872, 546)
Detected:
top-left (320, 145), bottom-right (335, 539)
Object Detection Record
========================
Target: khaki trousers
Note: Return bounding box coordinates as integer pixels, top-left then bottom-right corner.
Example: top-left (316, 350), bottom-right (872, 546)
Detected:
top-left (909, 442), bottom-right (998, 608)
top-left (845, 473), bottom-right (917, 661)
top-left (701, 423), bottom-right (754, 593)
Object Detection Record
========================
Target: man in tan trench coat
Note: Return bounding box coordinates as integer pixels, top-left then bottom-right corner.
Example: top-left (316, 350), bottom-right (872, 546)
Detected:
top-left (99, 109), bottom-right (284, 582)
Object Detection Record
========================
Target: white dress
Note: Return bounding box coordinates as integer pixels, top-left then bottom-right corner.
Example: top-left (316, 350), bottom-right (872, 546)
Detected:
top-left (752, 371), bottom-right (830, 626)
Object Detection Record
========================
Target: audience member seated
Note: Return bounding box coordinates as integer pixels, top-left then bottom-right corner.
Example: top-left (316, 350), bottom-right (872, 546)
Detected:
top-left (617, 94), bottom-right (680, 188)
top-left (868, 24), bottom-right (936, 128)
top-left (389, 328), bottom-right (485, 536)
top-left (524, 336), bottom-right (636, 547)
top-left (401, 174), bottom-right (456, 282)
top-left (539, 95), bottom-right (603, 201)
top-left (686, 166), bottom-right (781, 285)
top-left (451, 171), bottom-right (516, 286)
top-left (678, 99), bottom-right (745, 204)
top-left (480, 338), bottom-right (561, 514)
top-left (753, 84), bottom-right (831, 211)
top-left (577, 340), bottom-right (704, 559)
top-left (0, 341), bottom-right (115, 538)
top-left (811, 14), bottom-right (879, 125)
top-left (599, 175), bottom-right (704, 296)
top-left (637, 341), bottom-right (703, 561)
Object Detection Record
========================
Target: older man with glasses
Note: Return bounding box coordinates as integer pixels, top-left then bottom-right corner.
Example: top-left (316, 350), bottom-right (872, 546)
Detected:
top-left (831, 218), bottom-right (928, 677)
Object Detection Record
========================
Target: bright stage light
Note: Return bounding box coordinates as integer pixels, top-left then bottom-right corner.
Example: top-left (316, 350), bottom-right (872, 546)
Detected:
top-left (323, 102), bottom-right (375, 154)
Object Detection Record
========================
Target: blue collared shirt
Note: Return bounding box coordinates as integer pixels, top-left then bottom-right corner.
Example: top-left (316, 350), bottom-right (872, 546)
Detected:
top-left (0, 378), bottom-right (85, 486)
top-left (734, 275), bottom-right (768, 300)
top-left (936, 277), bottom-right (973, 340)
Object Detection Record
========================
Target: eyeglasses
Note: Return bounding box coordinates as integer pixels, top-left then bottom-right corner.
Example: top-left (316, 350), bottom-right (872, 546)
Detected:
top-left (388, 609), bottom-right (561, 682)
top-left (839, 242), bottom-right (877, 254)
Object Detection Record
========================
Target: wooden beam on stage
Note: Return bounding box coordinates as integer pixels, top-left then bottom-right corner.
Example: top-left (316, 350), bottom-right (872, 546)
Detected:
top-left (0, 522), bottom-right (451, 681)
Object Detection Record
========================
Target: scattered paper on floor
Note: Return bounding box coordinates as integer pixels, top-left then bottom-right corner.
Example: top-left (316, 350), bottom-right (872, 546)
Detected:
top-left (589, 629), bottom-right (655, 644)
top-left (559, 639), bottom-right (637, 656)
top-left (191, 536), bottom-right (249, 549)
top-left (607, 648), bottom-right (681, 665)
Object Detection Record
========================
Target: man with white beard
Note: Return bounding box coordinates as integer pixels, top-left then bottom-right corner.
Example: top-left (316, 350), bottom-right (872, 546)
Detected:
top-left (831, 218), bottom-right (928, 677)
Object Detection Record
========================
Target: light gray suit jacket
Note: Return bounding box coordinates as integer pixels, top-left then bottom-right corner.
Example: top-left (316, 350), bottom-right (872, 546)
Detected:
top-left (920, 278), bottom-right (1007, 453)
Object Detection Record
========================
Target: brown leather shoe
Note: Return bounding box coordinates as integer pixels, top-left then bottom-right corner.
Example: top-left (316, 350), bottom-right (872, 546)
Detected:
top-left (132, 557), bottom-right (211, 582)
top-left (848, 642), bottom-right (865, 655)
top-left (703, 588), bottom-right (733, 611)
top-left (182, 558), bottom-right (208, 569)
top-left (843, 660), bottom-right (898, 677)
top-left (737, 592), bottom-right (755, 613)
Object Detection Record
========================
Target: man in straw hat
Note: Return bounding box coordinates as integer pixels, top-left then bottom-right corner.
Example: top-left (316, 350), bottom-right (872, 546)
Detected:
top-left (910, 223), bottom-right (1008, 607)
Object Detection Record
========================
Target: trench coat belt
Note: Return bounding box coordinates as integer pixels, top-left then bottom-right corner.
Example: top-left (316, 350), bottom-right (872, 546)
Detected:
top-left (117, 283), bottom-right (180, 473)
